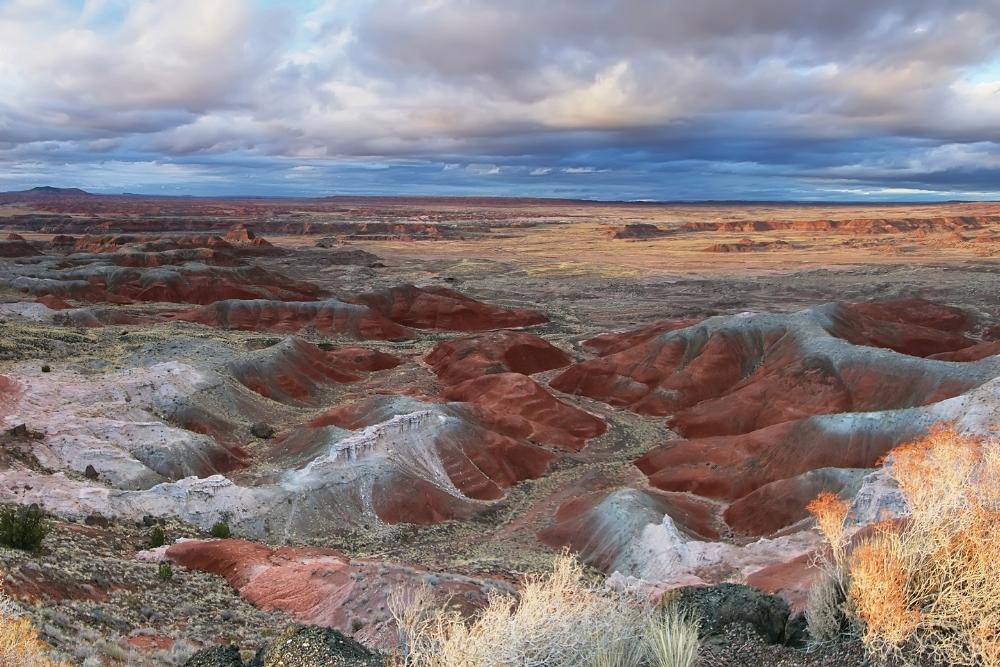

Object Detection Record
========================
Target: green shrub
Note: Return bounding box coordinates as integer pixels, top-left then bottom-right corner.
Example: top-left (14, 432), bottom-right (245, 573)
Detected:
top-left (157, 563), bottom-right (173, 582)
top-left (0, 505), bottom-right (50, 551)
top-left (147, 525), bottom-right (165, 549)
top-left (210, 521), bottom-right (231, 539)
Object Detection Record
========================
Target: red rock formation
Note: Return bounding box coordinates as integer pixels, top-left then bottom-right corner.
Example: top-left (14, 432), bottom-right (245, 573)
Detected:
top-left (552, 299), bottom-right (984, 436)
top-left (352, 284), bottom-right (546, 331)
top-left (722, 468), bottom-right (865, 537)
top-left (174, 299), bottom-right (412, 340)
top-left (224, 223), bottom-right (272, 247)
top-left (634, 415), bottom-right (925, 503)
top-left (0, 234), bottom-right (42, 257)
top-left (441, 373), bottom-right (606, 451)
top-left (325, 347), bottom-right (400, 373)
top-left (280, 404), bottom-right (556, 521)
top-left (425, 330), bottom-right (572, 384)
top-left (225, 339), bottom-right (399, 407)
top-left (35, 294), bottom-right (72, 310)
top-left (10, 264), bottom-right (321, 305)
top-left (164, 539), bottom-right (500, 646)
top-left (539, 488), bottom-right (722, 571)
top-left (582, 318), bottom-right (702, 356)
top-left (228, 338), bottom-right (361, 405)
top-left (929, 339), bottom-right (1000, 361)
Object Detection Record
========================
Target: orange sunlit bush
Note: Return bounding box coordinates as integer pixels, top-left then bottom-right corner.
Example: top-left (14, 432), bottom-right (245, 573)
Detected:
top-left (0, 589), bottom-right (67, 667)
top-left (813, 425), bottom-right (1000, 665)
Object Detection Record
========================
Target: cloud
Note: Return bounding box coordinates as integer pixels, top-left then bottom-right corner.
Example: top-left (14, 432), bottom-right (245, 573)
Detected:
top-left (1, 0), bottom-right (1000, 198)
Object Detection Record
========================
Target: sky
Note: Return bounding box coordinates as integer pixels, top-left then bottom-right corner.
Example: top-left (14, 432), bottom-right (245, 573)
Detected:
top-left (2, 0), bottom-right (1000, 201)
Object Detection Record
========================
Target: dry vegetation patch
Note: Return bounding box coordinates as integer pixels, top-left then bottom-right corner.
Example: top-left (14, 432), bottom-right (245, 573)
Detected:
top-left (809, 425), bottom-right (1000, 666)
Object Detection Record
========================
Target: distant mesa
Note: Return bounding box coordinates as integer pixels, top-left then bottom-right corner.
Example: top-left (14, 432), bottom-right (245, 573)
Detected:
top-left (607, 223), bottom-right (673, 240)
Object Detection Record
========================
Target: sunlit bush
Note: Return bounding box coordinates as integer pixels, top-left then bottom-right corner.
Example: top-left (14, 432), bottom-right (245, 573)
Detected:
top-left (811, 425), bottom-right (1000, 665)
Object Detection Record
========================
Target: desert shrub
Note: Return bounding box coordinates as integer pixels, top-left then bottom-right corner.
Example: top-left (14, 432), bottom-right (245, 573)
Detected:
top-left (812, 425), bottom-right (1000, 665)
top-left (0, 589), bottom-right (68, 666)
top-left (804, 492), bottom-right (855, 644)
top-left (157, 563), bottom-right (174, 582)
top-left (210, 521), bottom-right (230, 539)
top-left (389, 553), bottom-right (699, 667)
top-left (148, 525), bottom-right (165, 548)
top-left (0, 504), bottom-right (49, 551)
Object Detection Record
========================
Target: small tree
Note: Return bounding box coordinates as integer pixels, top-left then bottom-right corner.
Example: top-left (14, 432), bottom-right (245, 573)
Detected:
top-left (157, 563), bottom-right (174, 582)
top-left (147, 526), bottom-right (165, 549)
top-left (210, 521), bottom-right (231, 539)
top-left (0, 505), bottom-right (50, 551)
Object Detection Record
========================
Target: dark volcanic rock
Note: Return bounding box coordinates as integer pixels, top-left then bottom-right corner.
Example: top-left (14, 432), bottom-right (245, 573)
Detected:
top-left (184, 644), bottom-right (244, 667)
top-left (250, 422), bottom-right (276, 439)
top-left (674, 583), bottom-right (791, 644)
top-left (249, 627), bottom-right (383, 667)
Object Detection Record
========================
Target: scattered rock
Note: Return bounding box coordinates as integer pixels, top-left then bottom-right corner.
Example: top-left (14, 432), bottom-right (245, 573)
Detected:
top-left (250, 422), bottom-right (276, 439)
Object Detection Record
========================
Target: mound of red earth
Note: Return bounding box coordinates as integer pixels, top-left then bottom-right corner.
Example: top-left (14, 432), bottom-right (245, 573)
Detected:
top-left (607, 223), bottom-right (673, 240)
top-left (227, 338), bottom-right (399, 406)
top-left (318, 371), bottom-right (605, 452)
top-left (703, 239), bottom-right (790, 252)
top-left (276, 405), bottom-right (555, 523)
top-left (546, 298), bottom-right (1000, 545)
top-left (582, 318), bottom-right (702, 356)
top-left (441, 373), bottom-right (607, 450)
top-left (0, 233), bottom-right (42, 257)
top-left (161, 539), bottom-right (502, 647)
top-left (174, 299), bottom-right (413, 340)
top-left (551, 299), bottom-right (987, 430)
top-left (539, 487), bottom-right (723, 570)
top-left (352, 284), bottom-right (546, 331)
top-left (425, 330), bottom-right (573, 384)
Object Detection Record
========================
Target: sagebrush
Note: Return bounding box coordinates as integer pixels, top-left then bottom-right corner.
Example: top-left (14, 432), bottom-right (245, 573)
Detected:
top-left (389, 553), bottom-right (699, 667)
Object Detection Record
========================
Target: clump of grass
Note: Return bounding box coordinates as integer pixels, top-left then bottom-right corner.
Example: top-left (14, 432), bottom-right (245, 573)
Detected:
top-left (805, 492), bottom-right (855, 644)
top-left (0, 504), bottom-right (50, 551)
top-left (210, 521), bottom-right (231, 539)
top-left (645, 604), bottom-right (699, 667)
top-left (810, 425), bottom-right (1000, 665)
top-left (389, 553), bottom-right (699, 667)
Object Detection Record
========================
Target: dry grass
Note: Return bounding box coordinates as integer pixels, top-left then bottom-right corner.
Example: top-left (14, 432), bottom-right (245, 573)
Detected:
top-left (0, 588), bottom-right (68, 667)
top-left (811, 425), bottom-right (1000, 665)
top-left (389, 553), bottom-right (699, 667)
top-left (805, 492), bottom-right (855, 644)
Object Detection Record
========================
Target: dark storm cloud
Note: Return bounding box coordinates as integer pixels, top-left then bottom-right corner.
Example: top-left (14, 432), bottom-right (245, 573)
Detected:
top-left (1, 0), bottom-right (999, 198)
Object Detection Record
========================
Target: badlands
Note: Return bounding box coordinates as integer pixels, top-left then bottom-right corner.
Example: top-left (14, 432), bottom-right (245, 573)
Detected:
top-left (2, 187), bottom-right (1000, 664)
